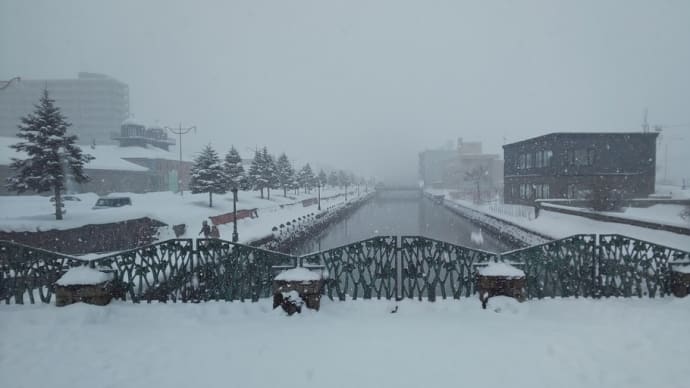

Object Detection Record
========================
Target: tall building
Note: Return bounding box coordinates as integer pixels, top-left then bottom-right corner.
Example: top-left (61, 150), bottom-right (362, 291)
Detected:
top-left (0, 72), bottom-right (129, 145)
top-left (503, 132), bottom-right (658, 205)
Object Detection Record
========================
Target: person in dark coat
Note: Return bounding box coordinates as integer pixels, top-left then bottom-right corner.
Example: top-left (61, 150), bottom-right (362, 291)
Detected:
top-left (210, 225), bottom-right (220, 239)
top-left (199, 220), bottom-right (211, 238)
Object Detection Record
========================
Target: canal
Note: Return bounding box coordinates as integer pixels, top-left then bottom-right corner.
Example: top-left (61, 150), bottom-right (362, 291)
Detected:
top-left (292, 190), bottom-right (513, 255)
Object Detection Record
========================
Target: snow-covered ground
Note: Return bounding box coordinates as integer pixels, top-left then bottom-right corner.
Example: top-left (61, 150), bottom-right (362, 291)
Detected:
top-left (427, 189), bottom-right (690, 251)
top-left (1, 297), bottom-right (689, 388)
top-left (0, 188), bottom-right (364, 247)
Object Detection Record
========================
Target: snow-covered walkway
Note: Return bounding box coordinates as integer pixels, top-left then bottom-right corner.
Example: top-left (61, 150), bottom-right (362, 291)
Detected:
top-left (1, 297), bottom-right (688, 388)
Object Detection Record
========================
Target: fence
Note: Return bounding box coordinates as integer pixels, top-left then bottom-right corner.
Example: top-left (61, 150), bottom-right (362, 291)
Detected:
top-left (2, 234), bottom-right (689, 304)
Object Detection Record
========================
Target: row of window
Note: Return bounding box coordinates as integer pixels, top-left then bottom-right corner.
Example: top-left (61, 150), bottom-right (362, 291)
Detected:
top-left (513, 183), bottom-right (551, 200)
top-left (516, 148), bottom-right (597, 169)
top-left (516, 150), bottom-right (553, 170)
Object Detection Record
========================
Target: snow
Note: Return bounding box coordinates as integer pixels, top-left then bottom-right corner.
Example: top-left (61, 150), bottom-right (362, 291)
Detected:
top-left (428, 189), bottom-right (690, 251)
top-left (672, 265), bottom-right (690, 274)
top-left (275, 267), bottom-right (322, 281)
top-left (0, 188), bottom-right (364, 255)
top-left (470, 229), bottom-right (484, 245)
top-left (1, 298), bottom-right (690, 388)
top-left (55, 266), bottom-right (113, 286)
top-left (478, 262), bottom-right (525, 277)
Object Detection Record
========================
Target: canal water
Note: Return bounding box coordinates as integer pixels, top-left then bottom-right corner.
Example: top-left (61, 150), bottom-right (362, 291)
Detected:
top-left (292, 191), bottom-right (512, 255)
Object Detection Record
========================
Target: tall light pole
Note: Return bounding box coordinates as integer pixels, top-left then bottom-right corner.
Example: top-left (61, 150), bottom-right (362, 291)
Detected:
top-left (232, 187), bottom-right (239, 242)
top-left (165, 123), bottom-right (196, 196)
top-left (317, 180), bottom-right (321, 211)
top-left (0, 76), bottom-right (21, 91)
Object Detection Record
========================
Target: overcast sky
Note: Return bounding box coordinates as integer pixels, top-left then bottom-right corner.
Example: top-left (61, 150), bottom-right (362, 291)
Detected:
top-left (2, 0), bottom-right (689, 184)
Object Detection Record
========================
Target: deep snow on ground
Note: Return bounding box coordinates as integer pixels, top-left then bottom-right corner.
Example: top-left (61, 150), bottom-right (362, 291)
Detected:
top-left (427, 189), bottom-right (690, 251)
top-left (0, 187), bottom-right (363, 248)
top-left (1, 298), bottom-right (688, 388)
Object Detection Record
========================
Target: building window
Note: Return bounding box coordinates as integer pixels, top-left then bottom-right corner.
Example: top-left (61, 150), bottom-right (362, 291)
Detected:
top-left (535, 151), bottom-right (543, 168)
top-left (525, 153), bottom-right (533, 169)
top-left (544, 150), bottom-right (553, 167)
top-left (518, 154), bottom-right (525, 170)
top-left (568, 149), bottom-right (595, 166)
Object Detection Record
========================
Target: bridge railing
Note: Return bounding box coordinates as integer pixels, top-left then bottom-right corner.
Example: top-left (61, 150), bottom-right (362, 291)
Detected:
top-left (2, 234), bottom-right (689, 304)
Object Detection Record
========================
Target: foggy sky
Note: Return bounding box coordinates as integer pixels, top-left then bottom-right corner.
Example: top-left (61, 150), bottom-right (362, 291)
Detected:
top-left (2, 0), bottom-right (689, 184)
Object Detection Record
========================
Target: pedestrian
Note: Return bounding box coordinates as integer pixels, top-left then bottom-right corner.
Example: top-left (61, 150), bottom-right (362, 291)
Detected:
top-left (199, 220), bottom-right (211, 238)
top-left (210, 225), bottom-right (220, 239)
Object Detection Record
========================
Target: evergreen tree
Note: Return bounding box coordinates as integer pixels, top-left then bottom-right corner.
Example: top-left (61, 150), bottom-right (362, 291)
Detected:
top-left (189, 144), bottom-right (227, 207)
top-left (298, 164), bottom-right (315, 193)
top-left (262, 147), bottom-right (278, 200)
top-left (318, 169), bottom-right (327, 187)
top-left (338, 170), bottom-right (349, 189)
top-left (223, 146), bottom-right (244, 194)
top-left (247, 149), bottom-right (266, 198)
top-left (276, 153), bottom-right (295, 197)
top-left (328, 170), bottom-right (339, 188)
top-left (6, 89), bottom-right (94, 220)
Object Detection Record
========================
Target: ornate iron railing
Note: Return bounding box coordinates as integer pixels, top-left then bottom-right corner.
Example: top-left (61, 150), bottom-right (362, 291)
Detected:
top-left (2, 234), bottom-right (689, 304)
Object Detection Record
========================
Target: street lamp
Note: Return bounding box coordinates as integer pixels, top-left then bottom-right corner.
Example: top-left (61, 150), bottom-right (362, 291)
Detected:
top-left (0, 76), bottom-right (21, 91)
top-left (317, 181), bottom-right (321, 211)
top-left (232, 187), bottom-right (239, 242)
top-left (164, 123), bottom-right (196, 196)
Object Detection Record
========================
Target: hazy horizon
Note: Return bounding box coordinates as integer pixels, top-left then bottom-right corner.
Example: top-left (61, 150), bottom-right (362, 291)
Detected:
top-left (2, 0), bottom-right (689, 184)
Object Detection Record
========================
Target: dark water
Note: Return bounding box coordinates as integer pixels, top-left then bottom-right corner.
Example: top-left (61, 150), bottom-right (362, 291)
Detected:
top-left (292, 191), bottom-right (512, 255)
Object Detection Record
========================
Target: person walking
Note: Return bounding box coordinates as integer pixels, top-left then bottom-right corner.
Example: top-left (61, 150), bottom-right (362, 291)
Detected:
top-left (199, 220), bottom-right (211, 238)
top-left (210, 225), bottom-right (220, 239)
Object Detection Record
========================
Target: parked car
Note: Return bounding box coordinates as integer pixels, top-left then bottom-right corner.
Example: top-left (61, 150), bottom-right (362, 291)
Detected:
top-left (92, 197), bottom-right (132, 209)
top-left (49, 195), bottom-right (81, 202)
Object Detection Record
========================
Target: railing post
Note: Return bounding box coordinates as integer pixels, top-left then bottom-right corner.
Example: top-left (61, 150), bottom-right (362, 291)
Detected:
top-left (395, 236), bottom-right (402, 301)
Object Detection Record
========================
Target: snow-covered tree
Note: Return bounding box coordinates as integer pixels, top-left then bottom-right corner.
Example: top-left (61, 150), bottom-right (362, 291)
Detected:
top-left (6, 89), bottom-right (94, 220)
top-left (247, 149), bottom-right (266, 198)
top-left (190, 145), bottom-right (227, 207)
top-left (262, 147), bottom-right (278, 200)
top-left (298, 164), bottom-right (315, 193)
top-left (318, 169), bottom-right (327, 187)
top-left (223, 146), bottom-right (244, 193)
top-left (276, 153), bottom-right (295, 197)
top-left (337, 170), bottom-right (349, 189)
top-left (328, 170), bottom-right (338, 188)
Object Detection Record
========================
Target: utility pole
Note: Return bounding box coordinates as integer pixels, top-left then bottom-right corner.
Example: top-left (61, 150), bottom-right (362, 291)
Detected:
top-left (165, 123), bottom-right (196, 196)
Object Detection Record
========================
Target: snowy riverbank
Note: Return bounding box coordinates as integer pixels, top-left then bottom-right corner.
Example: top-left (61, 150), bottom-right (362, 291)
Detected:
top-left (1, 297), bottom-right (689, 388)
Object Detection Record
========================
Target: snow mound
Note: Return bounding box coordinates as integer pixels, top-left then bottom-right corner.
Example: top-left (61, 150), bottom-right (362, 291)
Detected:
top-left (478, 262), bottom-right (525, 277)
top-left (56, 266), bottom-right (113, 286)
top-left (485, 296), bottom-right (525, 315)
top-left (470, 229), bottom-right (484, 245)
top-left (275, 267), bottom-right (322, 281)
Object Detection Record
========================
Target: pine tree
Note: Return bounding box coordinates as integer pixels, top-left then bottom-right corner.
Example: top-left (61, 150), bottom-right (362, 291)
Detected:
top-left (328, 170), bottom-right (338, 188)
top-left (262, 147), bottom-right (278, 200)
top-left (190, 145), bottom-right (227, 207)
top-left (338, 170), bottom-right (349, 189)
top-left (276, 153), bottom-right (295, 197)
top-left (318, 169), bottom-right (327, 187)
top-left (223, 146), bottom-right (244, 194)
top-left (6, 89), bottom-right (94, 220)
top-left (247, 149), bottom-right (266, 198)
top-left (298, 164), bottom-right (315, 193)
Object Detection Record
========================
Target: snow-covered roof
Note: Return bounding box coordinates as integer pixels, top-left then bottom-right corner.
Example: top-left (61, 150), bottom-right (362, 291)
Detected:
top-left (122, 117), bottom-right (145, 126)
top-left (0, 137), bottom-right (191, 171)
top-left (275, 267), bottom-right (322, 281)
top-left (0, 136), bottom-right (149, 171)
top-left (478, 262), bottom-right (525, 277)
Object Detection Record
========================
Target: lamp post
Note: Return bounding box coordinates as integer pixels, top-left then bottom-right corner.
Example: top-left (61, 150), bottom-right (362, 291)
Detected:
top-left (232, 187), bottom-right (239, 242)
top-left (0, 76), bottom-right (21, 91)
top-left (317, 181), bottom-right (321, 211)
top-left (165, 124), bottom-right (196, 196)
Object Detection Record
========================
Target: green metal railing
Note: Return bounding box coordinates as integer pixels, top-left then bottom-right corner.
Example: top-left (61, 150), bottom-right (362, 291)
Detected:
top-left (2, 234), bottom-right (689, 304)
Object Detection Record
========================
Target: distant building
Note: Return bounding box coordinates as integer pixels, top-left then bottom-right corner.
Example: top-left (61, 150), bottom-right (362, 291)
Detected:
top-left (0, 73), bottom-right (129, 145)
top-left (419, 139), bottom-right (503, 201)
top-left (502, 132), bottom-right (658, 205)
top-left (112, 119), bottom-right (175, 151)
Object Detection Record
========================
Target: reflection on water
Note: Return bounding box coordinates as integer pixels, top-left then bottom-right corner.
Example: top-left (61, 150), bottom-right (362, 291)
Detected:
top-left (292, 191), bottom-right (511, 255)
